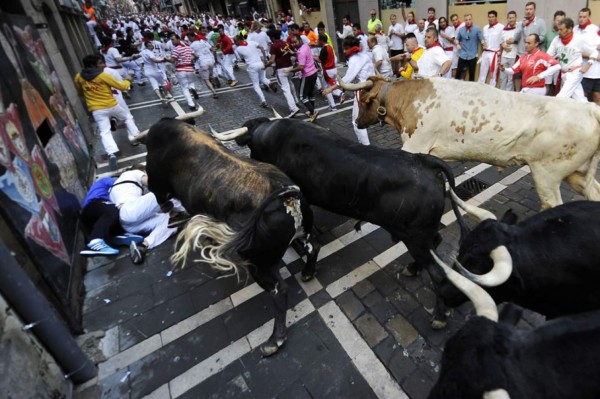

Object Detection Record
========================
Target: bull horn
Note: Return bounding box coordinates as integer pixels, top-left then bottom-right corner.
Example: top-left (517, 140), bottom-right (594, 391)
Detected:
top-left (430, 250), bottom-right (498, 322)
top-left (456, 246), bottom-right (513, 287)
top-left (211, 127), bottom-right (249, 141)
top-left (338, 77), bottom-right (374, 92)
top-left (449, 189), bottom-right (497, 222)
top-left (131, 107), bottom-right (205, 143)
top-left (271, 107), bottom-right (283, 119)
top-left (483, 389), bottom-right (511, 399)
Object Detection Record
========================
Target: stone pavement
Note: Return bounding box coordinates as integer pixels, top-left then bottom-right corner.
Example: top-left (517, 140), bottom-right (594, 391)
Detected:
top-left (75, 64), bottom-right (587, 399)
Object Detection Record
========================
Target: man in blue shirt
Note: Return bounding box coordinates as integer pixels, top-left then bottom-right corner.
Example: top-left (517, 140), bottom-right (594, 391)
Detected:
top-left (454, 14), bottom-right (485, 81)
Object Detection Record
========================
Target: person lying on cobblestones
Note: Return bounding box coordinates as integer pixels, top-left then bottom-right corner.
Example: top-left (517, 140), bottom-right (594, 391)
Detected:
top-left (109, 165), bottom-right (184, 264)
top-left (80, 176), bottom-right (144, 256)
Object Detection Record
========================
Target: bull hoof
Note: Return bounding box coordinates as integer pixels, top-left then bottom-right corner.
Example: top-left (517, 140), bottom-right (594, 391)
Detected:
top-left (401, 265), bottom-right (419, 277)
top-left (260, 336), bottom-right (287, 357)
top-left (301, 272), bottom-right (315, 282)
top-left (431, 320), bottom-right (447, 330)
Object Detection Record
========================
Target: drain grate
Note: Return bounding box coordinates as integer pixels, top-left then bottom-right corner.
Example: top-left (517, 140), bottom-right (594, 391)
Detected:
top-left (454, 177), bottom-right (489, 200)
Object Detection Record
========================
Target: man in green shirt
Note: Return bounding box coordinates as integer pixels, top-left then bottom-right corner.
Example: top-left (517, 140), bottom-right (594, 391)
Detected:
top-left (367, 9), bottom-right (382, 36)
top-left (544, 10), bottom-right (565, 50)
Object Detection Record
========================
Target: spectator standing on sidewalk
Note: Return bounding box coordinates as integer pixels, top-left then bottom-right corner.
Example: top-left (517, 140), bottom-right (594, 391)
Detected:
top-left (454, 14), bottom-right (484, 81)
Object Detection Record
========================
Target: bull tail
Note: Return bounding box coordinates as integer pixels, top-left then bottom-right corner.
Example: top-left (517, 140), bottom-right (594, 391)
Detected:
top-left (171, 215), bottom-right (241, 280)
top-left (425, 156), bottom-right (470, 244)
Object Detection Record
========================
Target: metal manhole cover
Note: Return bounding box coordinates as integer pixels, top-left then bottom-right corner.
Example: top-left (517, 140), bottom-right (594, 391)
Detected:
top-left (454, 178), bottom-right (489, 200)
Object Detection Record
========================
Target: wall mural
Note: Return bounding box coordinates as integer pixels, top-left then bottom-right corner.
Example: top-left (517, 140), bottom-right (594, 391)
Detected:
top-left (0, 13), bottom-right (92, 304)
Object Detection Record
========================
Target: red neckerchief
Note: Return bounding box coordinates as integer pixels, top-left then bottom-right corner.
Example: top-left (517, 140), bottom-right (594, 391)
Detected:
top-left (344, 46), bottom-right (361, 58)
top-left (523, 16), bottom-right (535, 27)
top-left (344, 22), bottom-right (352, 27)
top-left (466, 25), bottom-right (472, 32)
top-left (561, 32), bottom-right (574, 45)
top-left (355, 30), bottom-right (364, 36)
top-left (101, 44), bottom-right (111, 54)
top-left (427, 17), bottom-right (436, 24)
top-left (489, 22), bottom-right (498, 29)
top-left (407, 20), bottom-right (416, 25)
top-left (579, 20), bottom-right (592, 31)
top-left (427, 41), bottom-right (441, 49)
top-left (503, 24), bottom-right (516, 31)
top-left (238, 40), bottom-right (248, 46)
top-left (453, 21), bottom-right (462, 29)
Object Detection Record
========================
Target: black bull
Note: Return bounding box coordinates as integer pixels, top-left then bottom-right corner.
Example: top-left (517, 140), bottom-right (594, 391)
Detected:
top-left (229, 117), bottom-right (471, 328)
top-left (144, 118), bottom-right (320, 356)
top-left (439, 200), bottom-right (600, 319)
top-left (430, 252), bottom-right (600, 399)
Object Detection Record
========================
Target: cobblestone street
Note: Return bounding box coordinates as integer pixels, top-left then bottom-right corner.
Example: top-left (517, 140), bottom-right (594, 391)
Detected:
top-left (75, 63), bottom-right (586, 399)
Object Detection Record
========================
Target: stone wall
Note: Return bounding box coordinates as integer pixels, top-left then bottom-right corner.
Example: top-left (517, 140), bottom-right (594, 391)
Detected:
top-left (0, 293), bottom-right (70, 398)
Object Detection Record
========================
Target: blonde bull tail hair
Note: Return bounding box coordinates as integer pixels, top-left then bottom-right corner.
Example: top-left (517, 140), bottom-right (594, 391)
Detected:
top-left (171, 214), bottom-right (243, 281)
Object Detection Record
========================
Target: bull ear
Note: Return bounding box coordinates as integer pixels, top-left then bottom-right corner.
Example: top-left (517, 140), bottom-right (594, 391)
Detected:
top-left (500, 209), bottom-right (518, 225)
top-left (361, 91), bottom-right (376, 104)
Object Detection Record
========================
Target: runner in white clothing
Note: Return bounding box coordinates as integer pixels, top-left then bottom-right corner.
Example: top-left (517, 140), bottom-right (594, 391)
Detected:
top-left (546, 17), bottom-right (598, 101)
top-left (140, 41), bottom-right (174, 104)
top-left (234, 36), bottom-right (276, 107)
top-left (323, 36), bottom-right (375, 145)
top-left (188, 32), bottom-right (218, 98)
top-left (109, 166), bottom-right (179, 264)
top-left (479, 10), bottom-right (505, 87)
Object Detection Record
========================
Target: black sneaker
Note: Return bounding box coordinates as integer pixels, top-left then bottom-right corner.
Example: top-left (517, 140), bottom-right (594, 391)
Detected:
top-left (168, 212), bottom-right (191, 228)
top-left (130, 241), bottom-right (147, 264)
top-left (110, 118), bottom-right (117, 131)
top-left (189, 104), bottom-right (197, 111)
top-left (189, 87), bottom-right (199, 99)
top-left (269, 82), bottom-right (278, 92)
top-left (108, 154), bottom-right (118, 171)
top-left (287, 109), bottom-right (299, 118)
top-left (260, 101), bottom-right (268, 108)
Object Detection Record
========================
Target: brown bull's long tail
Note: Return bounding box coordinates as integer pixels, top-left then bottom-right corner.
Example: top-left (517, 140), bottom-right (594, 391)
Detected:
top-left (424, 156), bottom-right (470, 244)
top-left (171, 215), bottom-right (241, 280)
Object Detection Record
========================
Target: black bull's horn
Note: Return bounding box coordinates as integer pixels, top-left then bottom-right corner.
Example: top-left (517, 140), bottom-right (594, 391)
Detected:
top-left (338, 78), bottom-right (374, 91)
top-left (449, 190), bottom-right (497, 222)
top-left (132, 107), bottom-right (205, 142)
top-left (210, 107), bottom-right (282, 141)
top-left (431, 250), bottom-right (499, 322)
top-left (455, 246), bottom-right (513, 287)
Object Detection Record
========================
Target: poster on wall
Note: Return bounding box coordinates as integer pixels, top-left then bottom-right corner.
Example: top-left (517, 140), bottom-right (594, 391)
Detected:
top-left (0, 13), bottom-right (92, 305)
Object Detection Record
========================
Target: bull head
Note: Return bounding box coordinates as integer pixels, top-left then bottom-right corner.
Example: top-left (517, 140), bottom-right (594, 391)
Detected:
top-left (455, 246), bottom-right (513, 287)
top-left (431, 250), bottom-right (499, 322)
top-left (211, 108), bottom-right (282, 141)
top-left (132, 107), bottom-right (205, 143)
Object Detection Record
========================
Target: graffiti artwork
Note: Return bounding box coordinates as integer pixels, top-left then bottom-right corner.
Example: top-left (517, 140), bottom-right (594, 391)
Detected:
top-left (0, 13), bottom-right (92, 304)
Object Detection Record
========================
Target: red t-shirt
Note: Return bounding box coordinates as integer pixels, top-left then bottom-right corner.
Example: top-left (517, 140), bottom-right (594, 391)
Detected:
top-left (217, 34), bottom-right (234, 54)
top-left (270, 40), bottom-right (294, 68)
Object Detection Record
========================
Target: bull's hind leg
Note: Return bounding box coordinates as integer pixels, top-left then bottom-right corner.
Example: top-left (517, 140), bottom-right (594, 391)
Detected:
top-left (402, 234), bottom-right (448, 329)
top-left (529, 165), bottom-right (565, 210)
top-left (251, 265), bottom-right (289, 357)
top-left (566, 172), bottom-right (600, 201)
top-left (298, 234), bottom-right (321, 281)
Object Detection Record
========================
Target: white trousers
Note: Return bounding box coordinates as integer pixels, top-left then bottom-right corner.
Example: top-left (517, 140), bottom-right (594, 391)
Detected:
top-left (558, 70), bottom-right (587, 102)
top-left (276, 69), bottom-right (299, 113)
top-left (520, 87), bottom-right (546, 96)
top-left (175, 71), bottom-right (196, 107)
top-left (221, 53), bottom-right (236, 81)
top-left (478, 50), bottom-right (499, 87)
top-left (352, 95), bottom-right (369, 145)
top-left (119, 192), bottom-right (176, 249)
top-left (499, 57), bottom-right (516, 91)
top-left (92, 105), bottom-right (139, 155)
top-left (146, 68), bottom-right (166, 90)
top-left (122, 60), bottom-right (143, 84)
top-left (323, 68), bottom-right (342, 108)
top-left (247, 63), bottom-right (270, 103)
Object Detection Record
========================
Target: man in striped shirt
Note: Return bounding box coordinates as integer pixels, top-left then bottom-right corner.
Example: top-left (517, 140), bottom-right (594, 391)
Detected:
top-left (167, 34), bottom-right (199, 110)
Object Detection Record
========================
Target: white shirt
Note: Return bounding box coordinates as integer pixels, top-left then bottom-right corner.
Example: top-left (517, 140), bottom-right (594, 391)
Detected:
top-left (483, 22), bottom-right (505, 51)
top-left (109, 170), bottom-right (145, 207)
top-left (582, 33), bottom-right (600, 79)
top-left (235, 41), bottom-right (264, 65)
top-left (140, 48), bottom-right (163, 73)
top-left (417, 46), bottom-right (450, 77)
top-left (371, 44), bottom-right (392, 77)
top-left (356, 34), bottom-right (369, 54)
top-left (547, 34), bottom-right (598, 72)
top-left (574, 23), bottom-right (600, 35)
top-left (388, 22), bottom-right (405, 50)
top-left (343, 52), bottom-right (375, 83)
top-left (104, 47), bottom-right (122, 68)
top-left (405, 23), bottom-right (418, 35)
top-left (414, 29), bottom-right (426, 48)
top-left (500, 26), bottom-right (518, 59)
top-left (375, 34), bottom-right (390, 52)
top-left (248, 31), bottom-right (271, 53)
top-left (191, 39), bottom-right (214, 67)
top-left (439, 26), bottom-right (456, 50)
